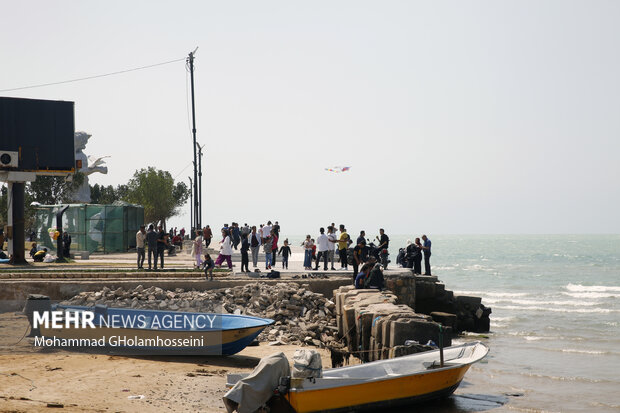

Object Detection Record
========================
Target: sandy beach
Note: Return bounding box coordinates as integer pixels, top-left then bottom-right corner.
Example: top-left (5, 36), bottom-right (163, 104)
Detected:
top-left (0, 312), bottom-right (335, 413)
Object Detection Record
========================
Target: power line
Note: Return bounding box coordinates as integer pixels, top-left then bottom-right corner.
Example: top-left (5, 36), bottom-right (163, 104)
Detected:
top-left (0, 57), bottom-right (186, 93)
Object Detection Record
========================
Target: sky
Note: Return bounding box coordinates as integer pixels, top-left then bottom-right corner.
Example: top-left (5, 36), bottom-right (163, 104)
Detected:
top-left (2, 0), bottom-right (619, 235)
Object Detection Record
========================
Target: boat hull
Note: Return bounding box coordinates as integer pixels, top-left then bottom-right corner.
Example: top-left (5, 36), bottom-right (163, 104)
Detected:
top-left (33, 304), bottom-right (273, 355)
top-left (286, 364), bottom-right (470, 413)
top-left (279, 342), bottom-right (489, 413)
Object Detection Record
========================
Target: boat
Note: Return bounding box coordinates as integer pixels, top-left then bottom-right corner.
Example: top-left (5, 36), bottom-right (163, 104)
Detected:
top-left (24, 296), bottom-right (274, 355)
top-left (226, 341), bottom-right (489, 412)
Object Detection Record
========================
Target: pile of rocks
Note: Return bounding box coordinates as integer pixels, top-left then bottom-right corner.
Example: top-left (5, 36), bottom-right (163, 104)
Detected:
top-left (62, 283), bottom-right (343, 349)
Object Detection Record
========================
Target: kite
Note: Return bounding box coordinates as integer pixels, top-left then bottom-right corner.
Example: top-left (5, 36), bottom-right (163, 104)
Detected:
top-left (325, 166), bottom-right (351, 173)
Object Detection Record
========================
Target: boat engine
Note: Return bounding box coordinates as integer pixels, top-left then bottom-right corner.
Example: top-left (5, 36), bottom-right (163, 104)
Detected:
top-left (23, 294), bottom-right (51, 337)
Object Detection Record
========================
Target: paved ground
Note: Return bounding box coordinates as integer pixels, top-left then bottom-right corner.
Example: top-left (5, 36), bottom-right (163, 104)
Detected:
top-left (1, 244), bottom-right (359, 278)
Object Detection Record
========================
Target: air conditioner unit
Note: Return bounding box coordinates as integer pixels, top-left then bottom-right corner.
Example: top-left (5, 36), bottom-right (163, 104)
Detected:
top-left (0, 150), bottom-right (19, 168)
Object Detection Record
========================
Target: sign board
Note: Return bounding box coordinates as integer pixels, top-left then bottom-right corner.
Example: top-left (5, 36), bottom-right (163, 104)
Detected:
top-left (0, 96), bottom-right (75, 174)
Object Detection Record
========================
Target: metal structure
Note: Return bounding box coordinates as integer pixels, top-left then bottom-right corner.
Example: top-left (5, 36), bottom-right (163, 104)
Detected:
top-left (0, 97), bottom-right (75, 264)
top-left (187, 48), bottom-right (201, 235)
top-left (34, 203), bottom-right (144, 254)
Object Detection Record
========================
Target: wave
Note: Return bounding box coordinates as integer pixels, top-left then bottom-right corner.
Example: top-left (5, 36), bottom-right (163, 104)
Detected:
top-left (492, 305), bottom-right (617, 313)
top-left (562, 291), bottom-right (618, 299)
top-left (559, 348), bottom-right (611, 355)
top-left (484, 298), bottom-right (603, 307)
top-left (566, 283), bottom-right (620, 292)
top-left (456, 290), bottom-right (529, 298)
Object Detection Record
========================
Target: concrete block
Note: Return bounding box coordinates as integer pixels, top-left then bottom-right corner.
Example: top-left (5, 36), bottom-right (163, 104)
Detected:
top-left (415, 281), bottom-right (436, 300)
top-left (430, 311), bottom-right (457, 330)
top-left (455, 295), bottom-right (482, 310)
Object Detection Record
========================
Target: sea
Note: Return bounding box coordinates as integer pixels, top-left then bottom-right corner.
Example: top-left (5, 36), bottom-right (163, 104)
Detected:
top-left (290, 234), bottom-right (620, 412)
top-left (388, 234), bottom-right (620, 413)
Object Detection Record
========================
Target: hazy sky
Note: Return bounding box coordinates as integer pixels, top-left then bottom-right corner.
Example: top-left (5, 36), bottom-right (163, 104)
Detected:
top-left (2, 1), bottom-right (619, 234)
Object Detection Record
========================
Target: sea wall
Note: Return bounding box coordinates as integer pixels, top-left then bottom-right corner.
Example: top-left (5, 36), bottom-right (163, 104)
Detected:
top-left (333, 286), bottom-right (451, 362)
top-left (383, 270), bottom-right (491, 334)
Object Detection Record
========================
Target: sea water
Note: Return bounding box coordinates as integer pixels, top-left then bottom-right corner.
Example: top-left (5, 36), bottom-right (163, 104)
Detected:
top-left (287, 233), bottom-right (619, 411)
top-left (387, 234), bottom-right (620, 413)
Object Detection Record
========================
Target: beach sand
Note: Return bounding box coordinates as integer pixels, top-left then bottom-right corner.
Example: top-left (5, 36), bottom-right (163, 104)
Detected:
top-left (0, 312), bottom-right (334, 412)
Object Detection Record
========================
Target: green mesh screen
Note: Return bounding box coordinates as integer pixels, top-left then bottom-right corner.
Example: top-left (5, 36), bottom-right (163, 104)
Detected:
top-left (34, 203), bottom-right (144, 254)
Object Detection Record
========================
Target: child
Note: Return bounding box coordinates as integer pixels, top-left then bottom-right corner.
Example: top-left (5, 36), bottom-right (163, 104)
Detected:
top-left (263, 233), bottom-right (273, 270)
top-left (278, 239), bottom-right (292, 269)
top-left (203, 253), bottom-right (215, 280)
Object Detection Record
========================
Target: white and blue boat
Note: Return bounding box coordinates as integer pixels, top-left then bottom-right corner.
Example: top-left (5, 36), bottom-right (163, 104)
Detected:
top-left (25, 296), bottom-right (274, 355)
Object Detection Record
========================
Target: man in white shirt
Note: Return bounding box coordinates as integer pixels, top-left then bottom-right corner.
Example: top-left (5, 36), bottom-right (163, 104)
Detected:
top-left (136, 225), bottom-right (146, 269)
top-left (314, 227), bottom-right (330, 271)
top-left (327, 225), bottom-right (337, 270)
top-left (262, 221), bottom-right (272, 240)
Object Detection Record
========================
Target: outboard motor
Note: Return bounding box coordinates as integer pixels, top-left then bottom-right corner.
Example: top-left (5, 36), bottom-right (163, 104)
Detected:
top-left (23, 294), bottom-right (51, 337)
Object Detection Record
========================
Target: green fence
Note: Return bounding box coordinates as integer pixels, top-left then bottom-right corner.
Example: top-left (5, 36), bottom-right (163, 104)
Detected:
top-left (34, 202), bottom-right (144, 253)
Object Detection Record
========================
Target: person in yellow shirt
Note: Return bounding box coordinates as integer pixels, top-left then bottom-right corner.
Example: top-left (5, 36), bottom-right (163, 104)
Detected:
top-left (337, 224), bottom-right (349, 270)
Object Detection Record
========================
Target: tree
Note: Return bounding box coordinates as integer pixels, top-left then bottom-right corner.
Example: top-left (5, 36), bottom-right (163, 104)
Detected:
top-left (27, 173), bottom-right (85, 205)
top-left (123, 167), bottom-right (190, 229)
top-left (90, 183), bottom-right (128, 204)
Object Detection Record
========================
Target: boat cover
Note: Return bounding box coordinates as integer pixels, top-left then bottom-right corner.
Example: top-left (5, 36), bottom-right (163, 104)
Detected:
top-left (223, 352), bottom-right (290, 413)
top-left (292, 349), bottom-right (323, 379)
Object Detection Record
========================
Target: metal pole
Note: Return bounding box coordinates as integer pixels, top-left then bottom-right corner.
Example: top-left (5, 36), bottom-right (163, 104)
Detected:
top-left (188, 177), bottom-right (193, 238)
top-left (187, 48), bottom-right (199, 234)
top-left (197, 143), bottom-right (203, 230)
top-left (439, 325), bottom-right (444, 367)
top-left (8, 182), bottom-right (26, 264)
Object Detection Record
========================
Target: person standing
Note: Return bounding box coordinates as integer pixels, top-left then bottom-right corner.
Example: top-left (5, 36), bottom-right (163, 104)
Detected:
top-left (327, 226), bottom-right (337, 270)
top-left (215, 229), bottom-right (233, 269)
top-left (62, 231), bottom-right (72, 258)
top-left (193, 230), bottom-right (204, 268)
top-left (146, 224), bottom-right (159, 270)
top-left (136, 225), bottom-right (146, 269)
top-left (263, 232), bottom-right (273, 270)
top-left (421, 234), bottom-right (432, 275)
top-left (412, 237), bottom-right (423, 274)
top-left (262, 221), bottom-right (272, 241)
top-left (241, 223), bottom-right (250, 240)
top-left (303, 235), bottom-right (314, 270)
top-left (156, 225), bottom-right (167, 269)
top-left (356, 230), bottom-right (366, 245)
top-left (249, 226), bottom-right (261, 268)
top-left (231, 223), bottom-right (241, 250)
top-left (180, 227), bottom-right (186, 239)
top-left (272, 221), bottom-right (280, 238)
top-left (314, 227), bottom-right (329, 271)
top-left (204, 225), bottom-right (213, 248)
top-left (240, 233), bottom-right (250, 272)
top-left (271, 229), bottom-right (279, 266)
top-left (376, 228), bottom-right (390, 269)
top-left (278, 239), bottom-right (292, 269)
top-left (337, 225), bottom-right (349, 270)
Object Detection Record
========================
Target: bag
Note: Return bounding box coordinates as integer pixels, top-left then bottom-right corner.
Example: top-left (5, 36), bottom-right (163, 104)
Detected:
top-left (267, 270), bottom-right (280, 279)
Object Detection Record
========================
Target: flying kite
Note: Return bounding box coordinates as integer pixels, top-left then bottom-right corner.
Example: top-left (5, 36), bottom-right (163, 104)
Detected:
top-left (325, 166), bottom-right (351, 173)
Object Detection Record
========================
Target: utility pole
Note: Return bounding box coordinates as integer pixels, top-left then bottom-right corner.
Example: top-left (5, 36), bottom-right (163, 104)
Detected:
top-left (188, 176), bottom-right (193, 237)
top-left (197, 143), bottom-right (204, 230)
top-left (187, 47), bottom-right (199, 236)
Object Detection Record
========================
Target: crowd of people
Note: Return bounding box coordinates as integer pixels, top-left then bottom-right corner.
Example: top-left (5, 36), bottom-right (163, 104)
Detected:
top-left (133, 221), bottom-right (432, 288)
top-left (135, 224), bottom-right (179, 270)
